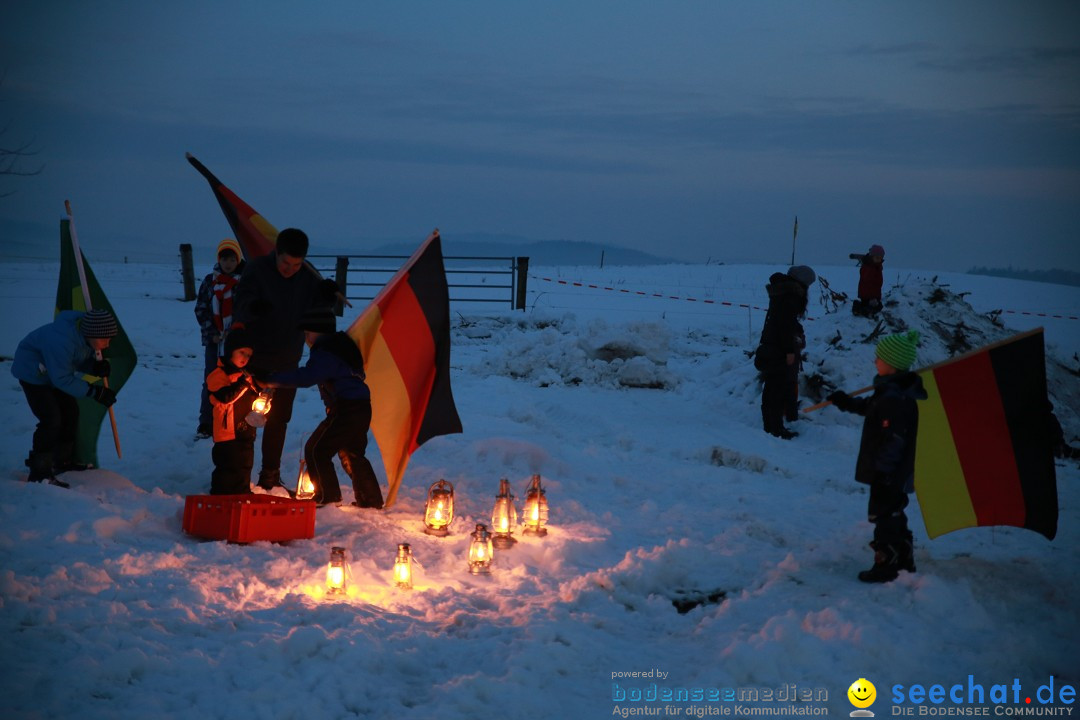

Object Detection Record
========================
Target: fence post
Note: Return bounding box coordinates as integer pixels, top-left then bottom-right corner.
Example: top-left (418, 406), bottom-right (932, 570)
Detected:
top-left (179, 243), bottom-right (196, 301)
top-left (515, 257), bottom-right (529, 311)
top-left (334, 256), bottom-right (349, 316)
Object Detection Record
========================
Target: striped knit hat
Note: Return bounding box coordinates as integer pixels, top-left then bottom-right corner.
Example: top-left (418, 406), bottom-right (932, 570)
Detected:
top-left (217, 238), bottom-right (242, 260)
top-left (80, 309), bottom-right (118, 339)
top-left (876, 330), bottom-right (920, 371)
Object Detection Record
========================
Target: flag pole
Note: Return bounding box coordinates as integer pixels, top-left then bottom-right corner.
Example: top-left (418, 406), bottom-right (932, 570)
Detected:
top-left (790, 215), bottom-right (798, 266)
top-left (801, 327), bottom-right (1045, 413)
top-left (64, 200), bottom-right (122, 459)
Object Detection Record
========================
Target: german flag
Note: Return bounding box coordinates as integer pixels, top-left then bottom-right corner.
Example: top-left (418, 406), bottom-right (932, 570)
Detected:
top-left (186, 152), bottom-right (277, 259)
top-left (915, 329), bottom-right (1057, 540)
top-left (346, 230), bottom-right (463, 507)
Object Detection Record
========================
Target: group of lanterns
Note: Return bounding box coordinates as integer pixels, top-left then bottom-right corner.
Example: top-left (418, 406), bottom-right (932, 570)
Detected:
top-left (323, 474), bottom-right (551, 594)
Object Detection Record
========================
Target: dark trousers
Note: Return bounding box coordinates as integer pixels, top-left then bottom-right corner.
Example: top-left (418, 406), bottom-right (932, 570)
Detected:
top-left (211, 437), bottom-right (255, 495)
top-left (762, 363), bottom-right (801, 431)
top-left (20, 381), bottom-right (79, 465)
top-left (305, 399), bottom-right (382, 507)
top-left (868, 481), bottom-right (911, 548)
top-left (199, 344), bottom-right (218, 429)
top-left (260, 386), bottom-right (297, 474)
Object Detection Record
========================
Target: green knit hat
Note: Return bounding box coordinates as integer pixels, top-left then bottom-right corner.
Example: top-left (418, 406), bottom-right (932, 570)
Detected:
top-left (876, 330), bottom-right (920, 371)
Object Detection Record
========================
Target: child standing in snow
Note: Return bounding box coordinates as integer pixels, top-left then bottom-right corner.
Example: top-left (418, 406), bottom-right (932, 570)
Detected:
top-left (194, 239), bottom-right (246, 439)
top-left (261, 307), bottom-right (382, 508)
top-left (827, 330), bottom-right (925, 583)
top-left (755, 265), bottom-right (816, 439)
top-left (207, 328), bottom-right (259, 495)
top-left (852, 244), bottom-right (885, 317)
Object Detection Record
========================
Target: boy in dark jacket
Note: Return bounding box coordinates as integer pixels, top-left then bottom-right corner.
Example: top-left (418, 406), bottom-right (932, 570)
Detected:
top-left (207, 329), bottom-right (258, 495)
top-left (852, 244), bottom-right (885, 317)
top-left (194, 238), bottom-right (245, 439)
top-left (828, 330), bottom-right (926, 583)
top-left (263, 307), bottom-right (382, 508)
top-left (755, 265), bottom-right (815, 439)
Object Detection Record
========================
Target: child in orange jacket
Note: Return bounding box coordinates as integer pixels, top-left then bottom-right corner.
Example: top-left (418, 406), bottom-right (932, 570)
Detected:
top-left (207, 328), bottom-right (259, 495)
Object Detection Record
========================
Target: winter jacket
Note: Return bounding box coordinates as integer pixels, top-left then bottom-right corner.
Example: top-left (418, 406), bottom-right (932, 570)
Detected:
top-left (836, 372), bottom-right (927, 492)
top-left (858, 261), bottom-right (883, 303)
top-left (194, 262), bottom-right (245, 347)
top-left (755, 273), bottom-right (807, 372)
top-left (207, 359), bottom-right (257, 443)
top-left (232, 253), bottom-right (322, 372)
top-left (11, 311), bottom-right (100, 398)
top-left (268, 332), bottom-right (369, 410)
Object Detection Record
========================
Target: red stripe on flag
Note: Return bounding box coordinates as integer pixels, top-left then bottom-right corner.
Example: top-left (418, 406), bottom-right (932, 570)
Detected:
top-left (375, 273), bottom-right (437, 451)
top-left (934, 353), bottom-right (1026, 527)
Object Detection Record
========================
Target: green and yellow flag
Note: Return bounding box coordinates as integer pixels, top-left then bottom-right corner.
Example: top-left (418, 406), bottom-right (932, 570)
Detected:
top-left (55, 218), bottom-right (138, 466)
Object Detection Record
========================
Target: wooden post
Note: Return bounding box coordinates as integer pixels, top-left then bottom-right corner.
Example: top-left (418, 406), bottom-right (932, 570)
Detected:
top-left (334, 256), bottom-right (349, 316)
top-left (515, 256), bottom-right (529, 311)
top-left (179, 244), bottom-right (196, 301)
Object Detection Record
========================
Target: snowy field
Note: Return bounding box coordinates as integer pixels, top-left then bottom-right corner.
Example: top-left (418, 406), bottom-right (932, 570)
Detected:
top-left (1, 257), bottom-right (1078, 720)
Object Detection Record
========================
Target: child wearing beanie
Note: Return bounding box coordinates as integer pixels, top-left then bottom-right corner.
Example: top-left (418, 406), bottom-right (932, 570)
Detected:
top-left (260, 307), bottom-right (383, 509)
top-left (827, 330), bottom-right (927, 583)
top-left (853, 244), bottom-right (885, 317)
top-left (194, 239), bottom-right (246, 439)
top-left (206, 328), bottom-right (259, 495)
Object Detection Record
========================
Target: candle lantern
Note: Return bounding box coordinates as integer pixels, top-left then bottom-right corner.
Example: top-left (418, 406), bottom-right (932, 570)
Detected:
top-left (326, 546), bottom-right (350, 595)
top-left (490, 477), bottom-right (518, 549)
top-left (522, 474), bottom-right (549, 536)
top-left (295, 459), bottom-right (316, 501)
top-left (423, 479), bottom-right (455, 536)
top-left (468, 524), bottom-right (494, 574)
top-left (246, 389), bottom-right (274, 428)
top-left (393, 543), bottom-right (414, 589)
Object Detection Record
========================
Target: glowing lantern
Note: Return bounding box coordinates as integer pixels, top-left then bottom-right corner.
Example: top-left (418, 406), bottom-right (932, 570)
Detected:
top-left (246, 389), bottom-right (274, 428)
top-left (326, 546), bottom-right (349, 595)
top-left (393, 543), bottom-right (414, 589)
top-left (468, 524), bottom-right (494, 574)
top-left (522, 474), bottom-right (549, 536)
top-left (490, 477), bottom-right (518, 549)
top-left (423, 479), bottom-right (454, 536)
top-left (295, 459), bottom-right (316, 501)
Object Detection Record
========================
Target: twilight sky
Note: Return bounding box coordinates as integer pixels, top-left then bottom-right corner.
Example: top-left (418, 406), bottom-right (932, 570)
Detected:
top-left (2, 1), bottom-right (1078, 271)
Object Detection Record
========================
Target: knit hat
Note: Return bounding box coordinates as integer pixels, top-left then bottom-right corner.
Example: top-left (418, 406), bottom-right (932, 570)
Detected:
top-left (224, 327), bottom-right (254, 355)
top-left (868, 244), bottom-right (885, 258)
top-left (217, 238), bottom-right (242, 260)
top-left (80, 309), bottom-right (118, 339)
top-left (787, 265), bottom-right (816, 288)
top-left (298, 307), bottom-right (336, 333)
top-left (876, 330), bottom-right (920, 372)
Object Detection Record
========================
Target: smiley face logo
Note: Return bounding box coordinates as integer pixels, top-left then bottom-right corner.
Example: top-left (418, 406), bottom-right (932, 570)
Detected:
top-left (848, 678), bottom-right (877, 709)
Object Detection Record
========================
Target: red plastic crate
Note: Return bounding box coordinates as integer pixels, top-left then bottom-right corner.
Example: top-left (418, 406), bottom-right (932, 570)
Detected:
top-left (183, 494), bottom-right (316, 543)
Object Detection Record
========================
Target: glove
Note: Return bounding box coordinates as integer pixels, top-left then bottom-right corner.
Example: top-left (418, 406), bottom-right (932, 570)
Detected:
top-left (92, 358), bottom-right (111, 377)
top-left (827, 390), bottom-right (850, 410)
top-left (87, 384), bottom-right (117, 407)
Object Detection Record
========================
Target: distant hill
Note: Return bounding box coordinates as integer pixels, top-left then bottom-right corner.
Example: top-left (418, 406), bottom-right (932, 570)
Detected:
top-left (352, 233), bottom-right (677, 267)
top-left (968, 266), bottom-right (1080, 287)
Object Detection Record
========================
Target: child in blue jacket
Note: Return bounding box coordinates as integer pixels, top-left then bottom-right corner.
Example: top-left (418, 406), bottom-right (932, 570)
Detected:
top-left (263, 307), bottom-right (382, 508)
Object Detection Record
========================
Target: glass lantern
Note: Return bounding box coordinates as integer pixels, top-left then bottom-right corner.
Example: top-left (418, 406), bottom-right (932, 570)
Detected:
top-left (393, 543), bottom-right (414, 589)
top-left (468, 524), bottom-right (494, 575)
top-left (522, 474), bottom-right (549, 537)
top-left (423, 479), bottom-right (454, 536)
top-left (326, 546), bottom-right (350, 595)
top-left (490, 477), bottom-right (518, 549)
top-left (246, 389), bottom-right (274, 428)
top-left (295, 459), bottom-right (316, 501)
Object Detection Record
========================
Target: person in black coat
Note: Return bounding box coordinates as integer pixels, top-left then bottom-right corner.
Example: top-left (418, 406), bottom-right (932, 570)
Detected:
top-left (263, 307), bottom-right (382, 509)
top-left (828, 330), bottom-right (926, 583)
top-left (231, 229), bottom-right (339, 491)
top-left (755, 265), bottom-right (815, 439)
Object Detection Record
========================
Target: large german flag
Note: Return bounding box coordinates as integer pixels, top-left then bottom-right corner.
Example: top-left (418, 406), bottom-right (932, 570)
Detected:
top-left (915, 328), bottom-right (1057, 540)
top-left (346, 230), bottom-right (463, 506)
top-left (186, 152), bottom-right (277, 259)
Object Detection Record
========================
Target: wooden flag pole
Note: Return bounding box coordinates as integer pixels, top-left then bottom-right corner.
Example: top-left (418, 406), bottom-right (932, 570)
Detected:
top-left (802, 327), bottom-right (1045, 414)
top-left (64, 200), bottom-right (122, 459)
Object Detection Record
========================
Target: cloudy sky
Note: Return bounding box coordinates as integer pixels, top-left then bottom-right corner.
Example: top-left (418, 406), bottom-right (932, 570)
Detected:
top-left (2, 2), bottom-right (1078, 271)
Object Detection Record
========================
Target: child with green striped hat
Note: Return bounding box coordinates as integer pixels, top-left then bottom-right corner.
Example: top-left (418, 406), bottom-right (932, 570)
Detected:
top-left (827, 330), bottom-right (927, 583)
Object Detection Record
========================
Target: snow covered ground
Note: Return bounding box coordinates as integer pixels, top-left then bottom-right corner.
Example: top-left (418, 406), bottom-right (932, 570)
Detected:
top-left (1, 257), bottom-right (1078, 720)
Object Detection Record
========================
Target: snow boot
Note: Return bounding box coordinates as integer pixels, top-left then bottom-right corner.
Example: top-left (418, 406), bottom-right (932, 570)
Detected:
top-left (256, 468), bottom-right (286, 492)
top-left (26, 451), bottom-right (70, 489)
top-left (858, 541), bottom-right (900, 583)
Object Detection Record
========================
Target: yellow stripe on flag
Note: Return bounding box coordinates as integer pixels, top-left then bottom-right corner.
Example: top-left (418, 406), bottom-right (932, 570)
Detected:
top-left (915, 371), bottom-right (978, 538)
